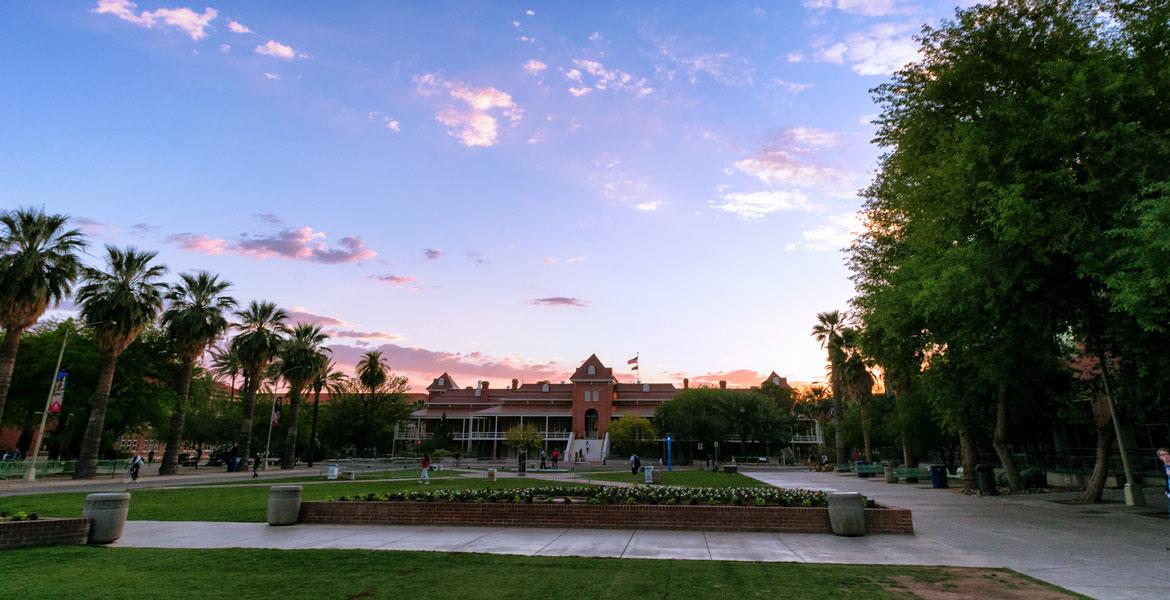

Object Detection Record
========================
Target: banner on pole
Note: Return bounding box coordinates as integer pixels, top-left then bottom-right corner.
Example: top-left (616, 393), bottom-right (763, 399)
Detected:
top-left (48, 371), bottom-right (68, 414)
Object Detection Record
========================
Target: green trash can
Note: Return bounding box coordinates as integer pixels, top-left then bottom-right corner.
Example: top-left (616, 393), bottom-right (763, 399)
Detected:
top-left (975, 464), bottom-right (997, 495)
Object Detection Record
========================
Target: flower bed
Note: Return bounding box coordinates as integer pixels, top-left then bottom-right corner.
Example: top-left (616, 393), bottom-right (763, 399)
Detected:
top-left (332, 485), bottom-right (833, 507)
top-left (301, 486), bottom-right (913, 534)
top-left (0, 513), bottom-right (90, 550)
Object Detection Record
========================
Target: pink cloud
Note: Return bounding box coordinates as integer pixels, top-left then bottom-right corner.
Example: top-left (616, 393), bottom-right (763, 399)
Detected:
top-left (330, 329), bottom-right (403, 341)
top-left (532, 297), bottom-right (589, 307)
top-left (166, 233), bottom-right (229, 254)
top-left (169, 226), bottom-right (376, 264)
top-left (687, 369), bottom-right (765, 388)
top-left (373, 274), bottom-right (416, 285)
top-left (286, 309), bottom-right (345, 327)
top-left (326, 342), bottom-right (569, 391)
top-left (414, 73), bottom-right (522, 147)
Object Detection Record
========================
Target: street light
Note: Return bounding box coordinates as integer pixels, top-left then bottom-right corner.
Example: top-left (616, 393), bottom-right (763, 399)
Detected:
top-left (25, 319), bottom-right (114, 481)
top-left (665, 433), bottom-right (673, 472)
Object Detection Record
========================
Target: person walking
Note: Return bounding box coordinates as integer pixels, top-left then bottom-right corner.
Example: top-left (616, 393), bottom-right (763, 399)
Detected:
top-left (147, 449), bottom-right (155, 464)
top-left (420, 453), bottom-right (431, 485)
top-left (1157, 447), bottom-right (1170, 522)
top-left (539, 449), bottom-right (547, 470)
top-left (128, 454), bottom-right (145, 482)
top-left (252, 453), bottom-right (261, 479)
top-left (551, 449), bottom-right (559, 469)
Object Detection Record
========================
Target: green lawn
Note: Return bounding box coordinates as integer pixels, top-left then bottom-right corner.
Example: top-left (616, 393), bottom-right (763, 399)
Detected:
top-left (0, 547), bottom-right (1082, 600)
top-left (0, 476), bottom-right (581, 523)
top-left (580, 469), bottom-right (766, 488)
top-left (201, 470), bottom-right (462, 485)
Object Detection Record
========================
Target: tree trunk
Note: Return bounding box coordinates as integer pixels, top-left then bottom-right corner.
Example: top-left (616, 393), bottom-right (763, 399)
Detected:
top-left (860, 399), bottom-right (872, 462)
top-left (75, 350), bottom-right (120, 479)
top-left (0, 327), bottom-right (24, 428)
top-left (159, 357), bottom-right (195, 476)
top-left (307, 387), bottom-right (321, 467)
top-left (1081, 423), bottom-right (1114, 504)
top-left (237, 372), bottom-right (260, 464)
top-left (958, 418), bottom-right (976, 492)
top-left (992, 383), bottom-right (1024, 492)
top-left (281, 384), bottom-right (303, 469)
top-left (195, 440), bottom-right (204, 470)
top-left (831, 382), bottom-right (845, 468)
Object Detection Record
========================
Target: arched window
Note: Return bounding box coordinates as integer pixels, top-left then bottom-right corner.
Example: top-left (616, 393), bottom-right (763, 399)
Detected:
top-left (587, 365), bottom-right (596, 375)
top-left (772, 376), bottom-right (780, 385)
top-left (437, 377), bottom-right (445, 386)
top-left (541, 383), bottom-right (550, 393)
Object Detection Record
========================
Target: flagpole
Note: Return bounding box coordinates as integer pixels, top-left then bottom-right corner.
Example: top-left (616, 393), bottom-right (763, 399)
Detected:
top-left (263, 395), bottom-right (279, 471)
top-left (25, 327), bottom-right (70, 481)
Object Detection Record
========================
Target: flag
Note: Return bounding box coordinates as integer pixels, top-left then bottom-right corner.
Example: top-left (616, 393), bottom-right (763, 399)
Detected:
top-left (271, 398), bottom-right (282, 426)
top-left (627, 356), bottom-right (639, 365)
top-left (631, 364), bottom-right (639, 371)
top-left (48, 371), bottom-right (68, 414)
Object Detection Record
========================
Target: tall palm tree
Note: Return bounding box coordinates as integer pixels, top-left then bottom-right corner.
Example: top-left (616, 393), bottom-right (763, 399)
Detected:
top-left (0, 208), bottom-right (86, 427)
top-left (307, 358), bottom-right (346, 466)
top-left (208, 345), bottom-right (242, 401)
top-left (840, 327), bottom-right (876, 462)
top-left (275, 323), bottom-right (329, 468)
top-left (157, 272), bottom-right (236, 475)
top-left (811, 310), bottom-right (847, 467)
top-left (74, 246), bottom-right (167, 479)
top-left (356, 350), bottom-right (388, 405)
top-left (230, 301), bottom-right (289, 464)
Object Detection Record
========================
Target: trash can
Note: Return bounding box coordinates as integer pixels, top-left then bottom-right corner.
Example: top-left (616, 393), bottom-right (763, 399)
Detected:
top-left (975, 463), bottom-right (997, 495)
top-left (326, 464), bottom-right (339, 480)
top-left (928, 465), bottom-right (949, 489)
top-left (884, 463), bottom-right (897, 483)
top-left (644, 465), bottom-right (654, 484)
top-left (487, 468), bottom-right (497, 481)
top-left (856, 460), bottom-right (869, 478)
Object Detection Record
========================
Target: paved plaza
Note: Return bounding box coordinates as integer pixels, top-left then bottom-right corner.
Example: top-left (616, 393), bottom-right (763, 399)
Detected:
top-left (92, 469), bottom-right (1170, 600)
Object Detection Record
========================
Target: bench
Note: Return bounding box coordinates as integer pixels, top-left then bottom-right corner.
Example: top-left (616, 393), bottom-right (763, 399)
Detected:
top-left (855, 463), bottom-right (885, 478)
top-left (894, 466), bottom-right (929, 482)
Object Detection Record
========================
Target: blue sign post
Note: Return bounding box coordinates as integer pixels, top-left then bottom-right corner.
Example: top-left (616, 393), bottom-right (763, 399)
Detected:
top-left (666, 434), bottom-right (673, 472)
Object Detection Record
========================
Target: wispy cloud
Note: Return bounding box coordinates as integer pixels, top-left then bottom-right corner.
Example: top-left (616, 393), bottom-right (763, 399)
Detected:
top-left (325, 342), bottom-right (567, 389)
top-left (634, 200), bottom-right (663, 211)
top-left (287, 308), bottom-right (345, 327)
top-left (802, 0), bottom-right (915, 17)
top-left (813, 22), bottom-right (920, 75)
top-left (373, 274), bottom-right (416, 285)
top-left (330, 329), bottom-right (403, 341)
top-left (564, 59), bottom-right (653, 97)
top-left (255, 39), bottom-right (301, 60)
top-left (227, 20), bottom-right (251, 34)
top-left (414, 73), bottom-right (522, 147)
top-left (522, 59), bottom-right (547, 75)
top-left (532, 296), bottom-right (589, 307)
top-left (786, 212), bottom-right (863, 251)
top-left (710, 190), bottom-right (813, 220)
top-left (167, 226), bottom-right (377, 263)
top-left (93, 0), bottom-right (217, 41)
top-left (651, 39), bottom-right (754, 87)
top-left (733, 127), bottom-right (845, 188)
top-left (422, 248), bottom-right (443, 260)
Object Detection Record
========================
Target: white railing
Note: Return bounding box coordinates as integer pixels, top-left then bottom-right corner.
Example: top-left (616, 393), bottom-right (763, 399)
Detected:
top-left (790, 434), bottom-right (824, 444)
top-left (398, 431), bottom-right (572, 442)
top-left (601, 431), bottom-right (609, 458)
top-left (565, 431), bottom-right (574, 457)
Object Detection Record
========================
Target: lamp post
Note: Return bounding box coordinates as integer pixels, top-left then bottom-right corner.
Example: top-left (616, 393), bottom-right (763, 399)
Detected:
top-left (25, 320), bottom-right (111, 482)
top-left (666, 433), bottom-right (673, 472)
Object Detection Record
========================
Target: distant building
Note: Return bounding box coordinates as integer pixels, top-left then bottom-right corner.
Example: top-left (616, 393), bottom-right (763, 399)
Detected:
top-left (401, 354), bottom-right (821, 461)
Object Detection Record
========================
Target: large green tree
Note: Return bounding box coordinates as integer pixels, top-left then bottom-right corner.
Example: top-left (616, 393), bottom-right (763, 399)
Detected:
top-left (158, 271), bottom-right (235, 475)
top-left (75, 246), bottom-right (167, 479)
top-left (0, 208), bottom-right (86, 427)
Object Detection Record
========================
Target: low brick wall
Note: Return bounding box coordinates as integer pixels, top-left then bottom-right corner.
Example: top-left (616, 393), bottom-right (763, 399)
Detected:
top-left (0, 518), bottom-right (91, 550)
top-left (300, 502), bottom-right (913, 534)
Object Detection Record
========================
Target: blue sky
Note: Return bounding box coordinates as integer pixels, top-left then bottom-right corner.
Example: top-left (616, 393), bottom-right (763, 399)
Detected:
top-left (1, 0), bottom-right (972, 389)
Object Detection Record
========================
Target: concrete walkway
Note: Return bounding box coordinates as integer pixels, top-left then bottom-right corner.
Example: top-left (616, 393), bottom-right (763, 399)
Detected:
top-left (0, 466), bottom-right (328, 496)
top-left (744, 469), bottom-right (1170, 600)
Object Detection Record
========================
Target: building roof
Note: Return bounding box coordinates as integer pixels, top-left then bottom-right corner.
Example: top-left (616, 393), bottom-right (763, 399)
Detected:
top-left (762, 372), bottom-right (793, 390)
top-left (570, 354), bottom-right (616, 383)
top-left (472, 404), bottom-right (572, 417)
top-left (426, 372), bottom-right (459, 393)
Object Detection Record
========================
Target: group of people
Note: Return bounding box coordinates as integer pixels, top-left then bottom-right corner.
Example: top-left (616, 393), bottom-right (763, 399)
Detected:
top-left (537, 449), bottom-right (561, 469)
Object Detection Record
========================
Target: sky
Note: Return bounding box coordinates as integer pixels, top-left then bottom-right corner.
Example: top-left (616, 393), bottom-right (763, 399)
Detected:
top-left (1, 0), bottom-right (974, 390)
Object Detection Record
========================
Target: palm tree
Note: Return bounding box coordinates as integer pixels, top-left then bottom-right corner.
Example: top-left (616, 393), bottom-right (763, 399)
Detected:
top-left (275, 323), bottom-right (329, 468)
top-left (157, 272), bottom-right (236, 475)
top-left (74, 246), bottom-right (167, 479)
top-left (307, 358), bottom-right (346, 466)
top-left (811, 310), bottom-right (847, 467)
top-left (208, 345), bottom-right (242, 401)
top-left (840, 327), bottom-right (876, 462)
top-left (355, 350), bottom-right (389, 458)
top-left (0, 208), bottom-right (86, 427)
top-left (230, 301), bottom-right (289, 465)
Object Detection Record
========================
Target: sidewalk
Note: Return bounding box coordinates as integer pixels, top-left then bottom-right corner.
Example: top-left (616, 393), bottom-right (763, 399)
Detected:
top-left (744, 469), bottom-right (1170, 600)
top-left (0, 465), bottom-right (325, 497)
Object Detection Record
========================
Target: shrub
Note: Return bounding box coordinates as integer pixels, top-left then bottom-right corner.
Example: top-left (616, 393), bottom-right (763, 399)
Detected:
top-left (334, 486), bottom-right (830, 507)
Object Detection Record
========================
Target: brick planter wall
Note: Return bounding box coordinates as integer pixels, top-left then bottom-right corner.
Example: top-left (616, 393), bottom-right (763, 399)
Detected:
top-left (300, 501), bottom-right (913, 534)
top-left (0, 518), bottom-right (91, 550)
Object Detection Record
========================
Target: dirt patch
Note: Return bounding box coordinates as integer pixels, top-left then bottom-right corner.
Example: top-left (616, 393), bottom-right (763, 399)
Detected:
top-left (885, 567), bottom-right (1081, 600)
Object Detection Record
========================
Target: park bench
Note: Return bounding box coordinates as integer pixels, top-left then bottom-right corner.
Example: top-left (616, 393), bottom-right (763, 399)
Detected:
top-left (855, 463), bottom-right (885, 478)
top-left (894, 466), bottom-right (929, 482)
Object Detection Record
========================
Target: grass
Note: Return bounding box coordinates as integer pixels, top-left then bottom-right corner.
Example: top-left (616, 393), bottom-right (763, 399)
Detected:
top-left (0, 546), bottom-right (1081, 600)
top-left (201, 470), bottom-right (462, 485)
top-left (0, 476), bottom-right (582, 523)
top-left (579, 469), bottom-right (766, 488)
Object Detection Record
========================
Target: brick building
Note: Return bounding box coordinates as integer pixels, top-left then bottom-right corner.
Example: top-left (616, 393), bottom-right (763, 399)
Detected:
top-left (401, 354), bottom-right (820, 461)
